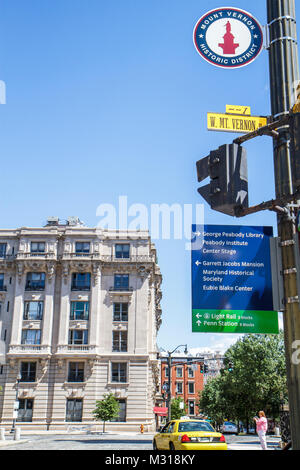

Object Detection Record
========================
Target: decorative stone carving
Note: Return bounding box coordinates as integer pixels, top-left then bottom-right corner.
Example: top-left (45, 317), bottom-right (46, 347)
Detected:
top-left (56, 359), bottom-right (65, 370)
top-left (8, 359), bottom-right (17, 371)
top-left (40, 358), bottom-right (49, 373)
top-left (137, 266), bottom-right (151, 281)
top-left (46, 263), bottom-right (55, 283)
top-left (151, 361), bottom-right (160, 398)
top-left (62, 264), bottom-right (70, 285)
top-left (16, 262), bottom-right (24, 282)
top-left (92, 263), bottom-right (101, 286)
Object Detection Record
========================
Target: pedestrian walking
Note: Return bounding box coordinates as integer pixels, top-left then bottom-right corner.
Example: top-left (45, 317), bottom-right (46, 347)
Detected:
top-left (253, 411), bottom-right (268, 450)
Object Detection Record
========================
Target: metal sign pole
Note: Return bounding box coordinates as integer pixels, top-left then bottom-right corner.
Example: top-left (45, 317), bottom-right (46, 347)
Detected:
top-left (267, 0), bottom-right (300, 449)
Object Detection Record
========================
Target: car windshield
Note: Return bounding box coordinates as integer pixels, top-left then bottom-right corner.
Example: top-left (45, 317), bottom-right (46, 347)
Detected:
top-left (178, 421), bottom-right (215, 433)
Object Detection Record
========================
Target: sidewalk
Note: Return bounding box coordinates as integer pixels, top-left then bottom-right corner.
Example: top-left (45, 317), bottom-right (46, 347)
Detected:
top-left (0, 439), bottom-right (29, 448)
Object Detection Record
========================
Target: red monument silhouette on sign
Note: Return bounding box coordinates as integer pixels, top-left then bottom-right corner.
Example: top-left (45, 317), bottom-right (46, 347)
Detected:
top-left (218, 21), bottom-right (239, 55)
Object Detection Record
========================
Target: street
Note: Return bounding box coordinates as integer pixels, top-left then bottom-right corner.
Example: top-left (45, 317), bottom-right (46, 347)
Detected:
top-left (0, 432), bottom-right (281, 451)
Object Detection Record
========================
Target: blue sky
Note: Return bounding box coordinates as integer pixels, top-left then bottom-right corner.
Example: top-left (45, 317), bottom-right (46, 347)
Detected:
top-left (0, 1), bottom-right (293, 353)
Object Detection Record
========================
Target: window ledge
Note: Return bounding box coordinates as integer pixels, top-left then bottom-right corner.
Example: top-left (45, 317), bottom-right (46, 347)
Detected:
top-left (107, 382), bottom-right (129, 387)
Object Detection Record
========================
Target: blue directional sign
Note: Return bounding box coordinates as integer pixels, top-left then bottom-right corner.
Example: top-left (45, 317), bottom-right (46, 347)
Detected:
top-left (191, 225), bottom-right (279, 334)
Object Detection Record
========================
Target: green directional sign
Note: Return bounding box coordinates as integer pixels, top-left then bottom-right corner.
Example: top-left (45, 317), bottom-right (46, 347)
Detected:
top-left (192, 309), bottom-right (279, 334)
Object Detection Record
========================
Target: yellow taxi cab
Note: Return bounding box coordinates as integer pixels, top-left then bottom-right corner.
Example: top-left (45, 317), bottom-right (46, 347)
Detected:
top-left (153, 418), bottom-right (227, 451)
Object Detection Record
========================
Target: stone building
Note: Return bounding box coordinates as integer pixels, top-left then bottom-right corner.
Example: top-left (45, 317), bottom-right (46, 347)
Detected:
top-left (0, 217), bottom-right (162, 431)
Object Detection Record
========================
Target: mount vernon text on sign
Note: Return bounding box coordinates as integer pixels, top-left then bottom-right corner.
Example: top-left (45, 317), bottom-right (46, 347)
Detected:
top-left (207, 112), bottom-right (268, 133)
top-left (193, 7), bottom-right (263, 69)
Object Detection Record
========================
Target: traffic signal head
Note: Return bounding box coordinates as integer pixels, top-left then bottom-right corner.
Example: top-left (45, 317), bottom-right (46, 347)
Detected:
top-left (196, 144), bottom-right (248, 216)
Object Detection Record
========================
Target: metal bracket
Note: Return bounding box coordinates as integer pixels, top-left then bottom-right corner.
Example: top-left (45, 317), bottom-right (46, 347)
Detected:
top-left (286, 296), bottom-right (299, 304)
top-left (281, 240), bottom-right (295, 247)
top-left (268, 16), bottom-right (297, 26)
top-left (270, 37), bottom-right (298, 46)
top-left (283, 268), bottom-right (297, 275)
top-left (234, 189), bottom-right (300, 218)
top-left (270, 237), bottom-right (285, 311)
top-left (233, 115), bottom-right (289, 145)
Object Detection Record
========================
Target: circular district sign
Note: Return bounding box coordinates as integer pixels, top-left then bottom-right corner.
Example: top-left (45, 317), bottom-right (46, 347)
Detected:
top-left (193, 7), bottom-right (263, 69)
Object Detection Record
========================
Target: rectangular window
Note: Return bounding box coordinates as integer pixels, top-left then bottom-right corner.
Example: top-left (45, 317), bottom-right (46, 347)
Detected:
top-left (114, 274), bottom-right (129, 291)
top-left (113, 303), bottom-right (128, 322)
top-left (188, 382), bottom-right (195, 394)
top-left (21, 329), bottom-right (41, 345)
top-left (31, 242), bottom-right (45, 253)
top-left (0, 273), bottom-right (4, 290)
top-left (112, 331), bottom-right (127, 352)
top-left (17, 399), bottom-right (34, 422)
top-left (111, 363), bottom-right (127, 383)
top-left (188, 367), bottom-right (195, 378)
top-left (176, 382), bottom-right (183, 394)
top-left (68, 329), bottom-right (88, 345)
top-left (111, 399), bottom-right (126, 422)
top-left (115, 244), bottom-right (130, 259)
top-left (70, 301), bottom-right (89, 320)
top-left (25, 272), bottom-right (46, 291)
top-left (68, 362), bottom-right (84, 382)
top-left (66, 399), bottom-right (83, 422)
top-left (75, 242), bottom-right (90, 254)
top-left (164, 365), bottom-right (169, 378)
top-left (20, 362), bottom-right (36, 382)
top-left (71, 273), bottom-right (91, 291)
top-left (176, 367), bottom-right (183, 378)
top-left (23, 301), bottom-right (44, 320)
top-left (188, 400), bottom-right (195, 416)
top-left (0, 244), bottom-right (7, 258)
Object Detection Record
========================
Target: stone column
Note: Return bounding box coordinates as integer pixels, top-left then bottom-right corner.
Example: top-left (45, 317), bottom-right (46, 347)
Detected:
top-left (57, 263), bottom-right (71, 347)
top-left (9, 263), bottom-right (26, 345)
top-left (89, 263), bottom-right (101, 351)
top-left (41, 263), bottom-right (56, 348)
top-left (133, 271), bottom-right (149, 355)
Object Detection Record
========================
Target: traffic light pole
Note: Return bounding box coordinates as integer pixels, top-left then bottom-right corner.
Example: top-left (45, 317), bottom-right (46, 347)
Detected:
top-left (267, 0), bottom-right (300, 449)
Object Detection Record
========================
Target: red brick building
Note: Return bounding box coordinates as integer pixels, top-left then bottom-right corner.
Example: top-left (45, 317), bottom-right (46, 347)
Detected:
top-left (160, 356), bottom-right (205, 418)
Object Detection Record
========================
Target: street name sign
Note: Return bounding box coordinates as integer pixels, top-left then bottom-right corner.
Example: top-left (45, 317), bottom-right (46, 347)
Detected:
top-left (226, 105), bottom-right (251, 115)
top-left (191, 225), bottom-right (279, 334)
top-left (193, 7), bottom-right (264, 69)
top-left (207, 112), bottom-right (268, 133)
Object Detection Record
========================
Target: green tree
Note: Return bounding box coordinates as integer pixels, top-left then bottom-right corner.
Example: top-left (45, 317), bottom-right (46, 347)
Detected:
top-left (170, 397), bottom-right (186, 419)
top-left (198, 375), bottom-right (228, 429)
top-left (199, 333), bottom-right (287, 430)
top-left (92, 393), bottom-right (120, 433)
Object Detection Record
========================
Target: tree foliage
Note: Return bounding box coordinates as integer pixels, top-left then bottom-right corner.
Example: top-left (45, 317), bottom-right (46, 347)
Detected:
top-left (92, 393), bottom-right (120, 432)
top-left (171, 397), bottom-right (186, 419)
top-left (199, 333), bottom-right (287, 428)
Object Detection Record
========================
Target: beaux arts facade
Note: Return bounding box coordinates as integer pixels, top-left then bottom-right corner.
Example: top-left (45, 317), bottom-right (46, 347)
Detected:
top-left (0, 218), bottom-right (162, 431)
